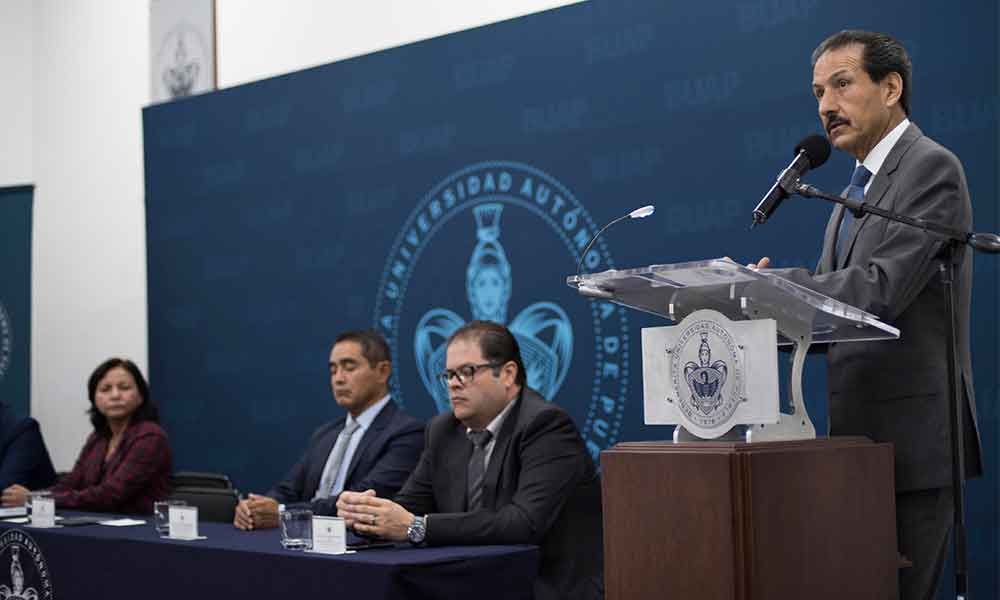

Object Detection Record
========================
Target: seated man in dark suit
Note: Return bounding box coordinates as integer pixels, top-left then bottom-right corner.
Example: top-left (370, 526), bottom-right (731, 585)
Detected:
top-left (0, 402), bottom-right (57, 491)
top-left (338, 321), bottom-right (603, 600)
top-left (234, 330), bottom-right (424, 530)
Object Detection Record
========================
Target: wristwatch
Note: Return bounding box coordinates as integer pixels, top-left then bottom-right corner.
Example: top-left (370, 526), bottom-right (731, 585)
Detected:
top-left (407, 515), bottom-right (426, 545)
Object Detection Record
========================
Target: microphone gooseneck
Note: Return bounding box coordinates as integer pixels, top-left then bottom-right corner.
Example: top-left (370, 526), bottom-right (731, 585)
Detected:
top-left (576, 205), bottom-right (655, 278)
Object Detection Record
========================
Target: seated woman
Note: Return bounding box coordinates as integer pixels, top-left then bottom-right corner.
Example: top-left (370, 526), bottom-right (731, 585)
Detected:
top-left (1, 358), bottom-right (172, 514)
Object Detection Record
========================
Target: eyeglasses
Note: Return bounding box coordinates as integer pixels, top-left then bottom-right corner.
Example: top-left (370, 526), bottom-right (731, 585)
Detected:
top-left (437, 363), bottom-right (503, 388)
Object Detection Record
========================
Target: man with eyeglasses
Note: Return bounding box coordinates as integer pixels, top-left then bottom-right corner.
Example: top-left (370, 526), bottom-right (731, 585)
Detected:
top-left (337, 320), bottom-right (603, 600)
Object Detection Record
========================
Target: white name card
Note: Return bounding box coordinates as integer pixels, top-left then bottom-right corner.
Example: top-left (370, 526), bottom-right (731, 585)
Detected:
top-left (311, 516), bottom-right (346, 554)
top-left (168, 505), bottom-right (199, 539)
top-left (31, 497), bottom-right (55, 528)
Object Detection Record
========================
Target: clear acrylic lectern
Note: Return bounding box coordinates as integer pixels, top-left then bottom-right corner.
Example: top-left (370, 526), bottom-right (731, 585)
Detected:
top-left (567, 258), bottom-right (900, 442)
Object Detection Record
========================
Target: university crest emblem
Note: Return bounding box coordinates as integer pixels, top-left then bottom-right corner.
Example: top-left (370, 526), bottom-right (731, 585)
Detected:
top-left (668, 317), bottom-right (744, 431)
top-left (0, 531), bottom-right (52, 600)
top-left (374, 161), bottom-right (630, 459)
top-left (413, 202), bottom-right (573, 412)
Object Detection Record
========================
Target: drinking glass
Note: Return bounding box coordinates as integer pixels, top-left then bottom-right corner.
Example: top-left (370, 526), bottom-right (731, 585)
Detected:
top-left (153, 499), bottom-right (187, 535)
top-left (26, 490), bottom-right (52, 521)
top-left (280, 508), bottom-right (313, 550)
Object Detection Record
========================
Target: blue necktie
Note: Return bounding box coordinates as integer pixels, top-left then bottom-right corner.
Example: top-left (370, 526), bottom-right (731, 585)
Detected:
top-left (835, 164), bottom-right (873, 263)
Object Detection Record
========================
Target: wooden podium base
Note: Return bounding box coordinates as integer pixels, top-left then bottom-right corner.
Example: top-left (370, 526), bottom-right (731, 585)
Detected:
top-left (601, 437), bottom-right (897, 600)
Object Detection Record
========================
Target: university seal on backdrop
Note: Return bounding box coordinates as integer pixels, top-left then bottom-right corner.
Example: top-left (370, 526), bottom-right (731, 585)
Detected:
top-left (0, 530), bottom-right (53, 600)
top-left (0, 302), bottom-right (11, 384)
top-left (374, 161), bottom-right (630, 458)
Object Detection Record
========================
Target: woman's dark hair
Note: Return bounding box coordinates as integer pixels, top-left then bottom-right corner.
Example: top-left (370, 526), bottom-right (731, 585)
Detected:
top-left (87, 358), bottom-right (159, 437)
top-left (812, 30), bottom-right (912, 116)
top-left (447, 320), bottom-right (527, 388)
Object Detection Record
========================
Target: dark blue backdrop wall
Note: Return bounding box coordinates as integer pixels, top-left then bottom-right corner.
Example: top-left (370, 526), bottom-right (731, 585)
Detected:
top-left (0, 185), bottom-right (32, 419)
top-left (142, 1), bottom-right (998, 595)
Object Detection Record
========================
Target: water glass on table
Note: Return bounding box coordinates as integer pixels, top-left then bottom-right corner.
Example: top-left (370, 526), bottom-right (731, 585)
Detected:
top-left (280, 508), bottom-right (313, 550)
top-left (153, 499), bottom-right (187, 536)
top-left (26, 491), bottom-right (53, 525)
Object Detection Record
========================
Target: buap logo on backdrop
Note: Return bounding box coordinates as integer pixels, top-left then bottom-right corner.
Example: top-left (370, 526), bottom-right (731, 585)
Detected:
top-left (0, 302), bottom-right (12, 384)
top-left (374, 161), bottom-right (630, 459)
top-left (412, 202), bottom-right (573, 414)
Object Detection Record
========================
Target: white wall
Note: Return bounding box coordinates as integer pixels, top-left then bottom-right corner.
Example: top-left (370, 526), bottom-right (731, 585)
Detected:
top-left (31, 1), bottom-right (151, 470)
top-left (0, 0), bottom-right (33, 185)
top-left (216, 1), bottom-right (581, 88)
top-left (2, 0), bottom-right (581, 470)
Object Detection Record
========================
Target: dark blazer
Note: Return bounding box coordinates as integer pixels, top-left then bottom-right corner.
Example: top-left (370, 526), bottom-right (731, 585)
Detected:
top-left (269, 399), bottom-right (424, 515)
top-left (783, 122), bottom-right (982, 492)
top-left (395, 388), bottom-right (603, 600)
top-left (0, 405), bottom-right (56, 491)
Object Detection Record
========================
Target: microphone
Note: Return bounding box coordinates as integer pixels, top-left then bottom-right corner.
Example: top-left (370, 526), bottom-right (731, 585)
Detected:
top-left (576, 205), bottom-right (655, 278)
top-left (969, 233), bottom-right (1000, 254)
top-left (751, 134), bottom-right (831, 226)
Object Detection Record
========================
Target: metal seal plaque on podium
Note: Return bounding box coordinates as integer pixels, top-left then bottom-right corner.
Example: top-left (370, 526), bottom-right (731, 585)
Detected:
top-left (567, 258), bottom-right (899, 442)
top-left (642, 309), bottom-right (779, 440)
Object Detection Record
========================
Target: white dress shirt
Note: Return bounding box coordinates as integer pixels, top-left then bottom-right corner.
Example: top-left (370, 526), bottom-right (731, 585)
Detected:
top-left (469, 393), bottom-right (519, 469)
top-left (328, 394), bottom-right (391, 496)
top-left (858, 118), bottom-right (910, 194)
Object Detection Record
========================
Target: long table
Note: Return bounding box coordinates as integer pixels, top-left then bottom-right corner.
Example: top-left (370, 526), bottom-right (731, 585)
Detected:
top-left (0, 513), bottom-right (539, 599)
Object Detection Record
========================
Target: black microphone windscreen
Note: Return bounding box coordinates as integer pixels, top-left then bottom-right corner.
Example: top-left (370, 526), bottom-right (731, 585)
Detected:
top-left (794, 134), bottom-right (832, 169)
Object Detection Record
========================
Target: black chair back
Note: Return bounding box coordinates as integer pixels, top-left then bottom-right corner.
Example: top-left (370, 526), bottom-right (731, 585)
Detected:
top-left (169, 487), bottom-right (239, 523)
top-left (171, 471), bottom-right (233, 490)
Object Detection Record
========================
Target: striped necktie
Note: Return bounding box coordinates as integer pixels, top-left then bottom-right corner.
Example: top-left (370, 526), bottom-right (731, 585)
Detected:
top-left (466, 430), bottom-right (493, 511)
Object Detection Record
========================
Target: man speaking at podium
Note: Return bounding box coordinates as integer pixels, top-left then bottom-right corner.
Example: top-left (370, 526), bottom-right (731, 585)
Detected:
top-left (757, 30), bottom-right (982, 600)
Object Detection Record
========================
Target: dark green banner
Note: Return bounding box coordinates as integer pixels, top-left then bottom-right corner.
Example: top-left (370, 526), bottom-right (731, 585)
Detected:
top-left (0, 185), bottom-right (32, 418)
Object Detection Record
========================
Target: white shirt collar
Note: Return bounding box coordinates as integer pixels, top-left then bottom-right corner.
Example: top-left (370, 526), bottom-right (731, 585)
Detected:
top-left (347, 393), bottom-right (391, 431)
top-left (468, 391), bottom-right (519, 439)
top-left (858, 118), bottom-right (910, 186)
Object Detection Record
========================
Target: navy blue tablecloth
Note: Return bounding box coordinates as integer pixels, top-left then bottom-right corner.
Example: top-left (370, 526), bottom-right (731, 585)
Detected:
top-left (0, 513), bottom-right (538, 599)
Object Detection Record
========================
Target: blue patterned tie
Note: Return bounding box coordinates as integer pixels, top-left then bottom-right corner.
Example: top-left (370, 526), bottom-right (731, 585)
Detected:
top-left (835, 164), bottom-right (873, 263)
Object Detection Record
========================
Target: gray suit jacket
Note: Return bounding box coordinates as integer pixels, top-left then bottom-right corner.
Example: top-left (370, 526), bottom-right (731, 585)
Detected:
top-left (783, 122), bottom-right (982, 492)
top-left (394, 388), bottom-right (603, 600)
